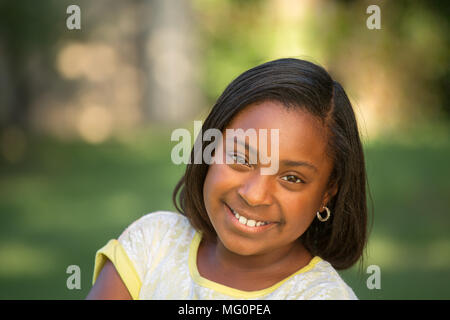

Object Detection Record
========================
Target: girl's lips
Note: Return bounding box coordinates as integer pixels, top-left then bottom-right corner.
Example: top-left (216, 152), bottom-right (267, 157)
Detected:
top-left (224, 203), bottom-right (278, 234)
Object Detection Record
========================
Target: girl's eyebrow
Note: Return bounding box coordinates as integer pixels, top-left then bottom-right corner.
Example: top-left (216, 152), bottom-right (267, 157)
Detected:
top-left (280, 159), bottom-right (318, 172)
top-left (228, 138), bottom-right (318, 172)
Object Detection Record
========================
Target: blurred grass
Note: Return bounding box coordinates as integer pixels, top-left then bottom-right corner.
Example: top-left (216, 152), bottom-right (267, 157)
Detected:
top-left (0, 127), bottom-right (449, 299)
top-left (0, 127), bottom-right (186, 299)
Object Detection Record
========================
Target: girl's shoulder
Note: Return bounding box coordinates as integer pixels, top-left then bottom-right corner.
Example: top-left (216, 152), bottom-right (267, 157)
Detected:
top-left (92, 211), bottom-right (195, 297)
top-left (118, 210), bottom-right (194, 245)
top-left (124, 210), bottom-right (190, 228)
top-left (295, 258), bottom-right (358, 299)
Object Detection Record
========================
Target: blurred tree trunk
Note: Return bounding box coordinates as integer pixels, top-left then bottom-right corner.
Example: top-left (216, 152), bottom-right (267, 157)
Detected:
top-left (137, 0), bottom-right (201, 124)
top-left (0, 40), bottom-right (13, 128)
top-left (0, 41), bottom-right (30, 131)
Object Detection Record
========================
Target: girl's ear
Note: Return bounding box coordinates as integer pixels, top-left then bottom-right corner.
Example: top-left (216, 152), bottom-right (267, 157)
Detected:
top-left (322, 183), bottom-right (338, 209)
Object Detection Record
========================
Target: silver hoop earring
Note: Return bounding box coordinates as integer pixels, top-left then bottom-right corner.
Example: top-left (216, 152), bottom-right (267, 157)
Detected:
top-left (316, 206), bottom-right (331, 222)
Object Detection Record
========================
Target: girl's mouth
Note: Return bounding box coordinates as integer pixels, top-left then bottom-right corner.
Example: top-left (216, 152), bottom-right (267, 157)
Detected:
top-left (224, 203), bottom-right (278, 233)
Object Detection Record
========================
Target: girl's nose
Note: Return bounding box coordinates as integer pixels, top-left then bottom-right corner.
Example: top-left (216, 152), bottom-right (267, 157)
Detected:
top-left (237, 172), bottom-right (273, 207)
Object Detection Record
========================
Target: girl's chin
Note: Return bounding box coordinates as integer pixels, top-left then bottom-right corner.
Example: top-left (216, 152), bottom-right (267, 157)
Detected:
top-left (217, 234), bottom-right (268, 257)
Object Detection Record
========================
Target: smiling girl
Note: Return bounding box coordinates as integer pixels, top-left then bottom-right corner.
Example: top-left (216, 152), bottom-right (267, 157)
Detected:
top-left (87, 58), bottom-right (369, 300)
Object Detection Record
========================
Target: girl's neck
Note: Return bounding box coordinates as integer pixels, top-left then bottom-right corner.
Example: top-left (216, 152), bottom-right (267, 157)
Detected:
top-left (197, 236), bottom-right (314, 291)
top-left (202, 237), bottom-right (312, 274)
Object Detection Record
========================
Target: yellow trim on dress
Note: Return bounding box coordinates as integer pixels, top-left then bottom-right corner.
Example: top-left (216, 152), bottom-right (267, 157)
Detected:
top-left (92, 239), bottom-right (142, 300)
top-left (188, 232), bottom-right (322, 298)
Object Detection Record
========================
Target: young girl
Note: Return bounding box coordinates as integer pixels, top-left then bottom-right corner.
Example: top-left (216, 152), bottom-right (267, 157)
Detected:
top-left (86, 58), bottom-right (368, 300)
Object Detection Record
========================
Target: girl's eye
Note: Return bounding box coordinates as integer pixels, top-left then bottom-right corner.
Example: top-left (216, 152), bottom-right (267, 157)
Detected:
top-left (230, 154), bottom-right (250, 167)
top-left (281, 175), bottom-right (304, 184)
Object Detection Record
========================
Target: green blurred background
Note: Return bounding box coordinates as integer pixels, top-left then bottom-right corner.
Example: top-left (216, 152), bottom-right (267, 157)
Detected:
top-left (0, 0), bottom-right (449, 299)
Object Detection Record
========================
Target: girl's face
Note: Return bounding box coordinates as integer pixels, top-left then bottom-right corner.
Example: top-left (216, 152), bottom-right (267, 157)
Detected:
top-left (203, 100), bottom-right (337, 257)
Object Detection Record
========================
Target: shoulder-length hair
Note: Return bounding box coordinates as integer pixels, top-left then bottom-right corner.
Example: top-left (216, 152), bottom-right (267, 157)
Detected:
top-left (173, 58), bottom-right (371, 270)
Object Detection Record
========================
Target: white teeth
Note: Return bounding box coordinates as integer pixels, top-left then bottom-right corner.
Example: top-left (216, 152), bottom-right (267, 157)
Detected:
top-left (231, 208), bottom-right (269, 227)
top-left (246, 219), bottom-right (256, 227)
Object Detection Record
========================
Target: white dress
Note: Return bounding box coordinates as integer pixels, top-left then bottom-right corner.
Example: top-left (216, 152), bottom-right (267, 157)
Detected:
top-left (92, 211), bottom-right (357, 300)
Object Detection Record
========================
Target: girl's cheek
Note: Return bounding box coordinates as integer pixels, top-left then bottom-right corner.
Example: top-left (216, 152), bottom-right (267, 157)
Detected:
top-left (281, 190), bottom-right (320, 217)
top-left (205, 164), bottom-right (232, 191)
top-left (210, 162), bottom-right (235, 180)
